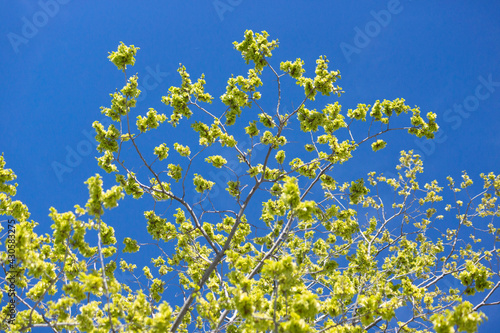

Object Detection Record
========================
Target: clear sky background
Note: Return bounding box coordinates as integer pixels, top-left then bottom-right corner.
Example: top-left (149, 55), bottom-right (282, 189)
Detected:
top-left (1, 0), bottom-right (500, 331)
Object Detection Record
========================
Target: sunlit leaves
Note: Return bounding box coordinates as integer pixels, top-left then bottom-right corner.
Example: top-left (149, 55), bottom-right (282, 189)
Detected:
top-left (123, 237), bottom-right (140, 253)
top-left (371, 139), bottom-right (387, 151)
top-left (280, 176), bottom-right (301, 209)
top-left (258, 112), bottom-right (276, 128)
top-left (1, 32), bottom-right (498, 333)
top-left (144, 210), bottom-right (177, 241)
top-left (275, 150), bottom-right (285, 164)
top-left (93, 121), bottom-right (120, 153)
top-left (116, 172), bottom-right (144, 199)
top-left (280, 58), bottom-right (305, 79)
top-left (162, 65), bottom-right (213, 127)
top-left (153, 143), bottom-right (169, 161)
top-left (136, 108), bottom-right (167, 132)
top-left (173, 143), bottom-right (191, 157)
top-left (191, 121), bottom-right (221, 146)
top-left (313, 55), bottom-right (342, 97)
top-left (348, 179), bottom-right (369, 204)
top-left (108, 42), bottom-right (139, 71)
top-left (167, 164), bottom-right (183, 182)
top-left (233, 30), bottom-right (278, 73)
top-left (244, 120), bottom-right (259, 137)
top-left (348, 103), bottom-right (369, 121)
top-left (221, 69), bottom-right (262, 125)
top-left (431, 302), bottom-right (486, 333)
top-left (84, 174), bottom-right (105, 217)
top-left (226, 181), bottom-right (240, 197)
top-left (193, 174), bottom-right (215, 193)
top-left (205, 155), bottom-right (227, 168)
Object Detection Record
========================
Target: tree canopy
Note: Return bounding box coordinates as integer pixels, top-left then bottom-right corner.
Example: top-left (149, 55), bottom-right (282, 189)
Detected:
top-left (1, 30), bottom-right (499, 333)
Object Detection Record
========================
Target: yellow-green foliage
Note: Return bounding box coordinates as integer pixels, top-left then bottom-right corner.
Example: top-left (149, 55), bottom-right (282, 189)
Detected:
top-left (1, 31), bottom-right (498, 333)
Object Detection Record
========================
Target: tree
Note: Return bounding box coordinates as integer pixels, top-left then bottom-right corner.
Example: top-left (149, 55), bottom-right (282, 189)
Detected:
top-left (1, 30), bottom-right (499, 333)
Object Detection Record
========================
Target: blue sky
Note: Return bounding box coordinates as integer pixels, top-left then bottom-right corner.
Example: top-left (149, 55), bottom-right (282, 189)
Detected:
top-left (1, 0), bottom-right (500, 331)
